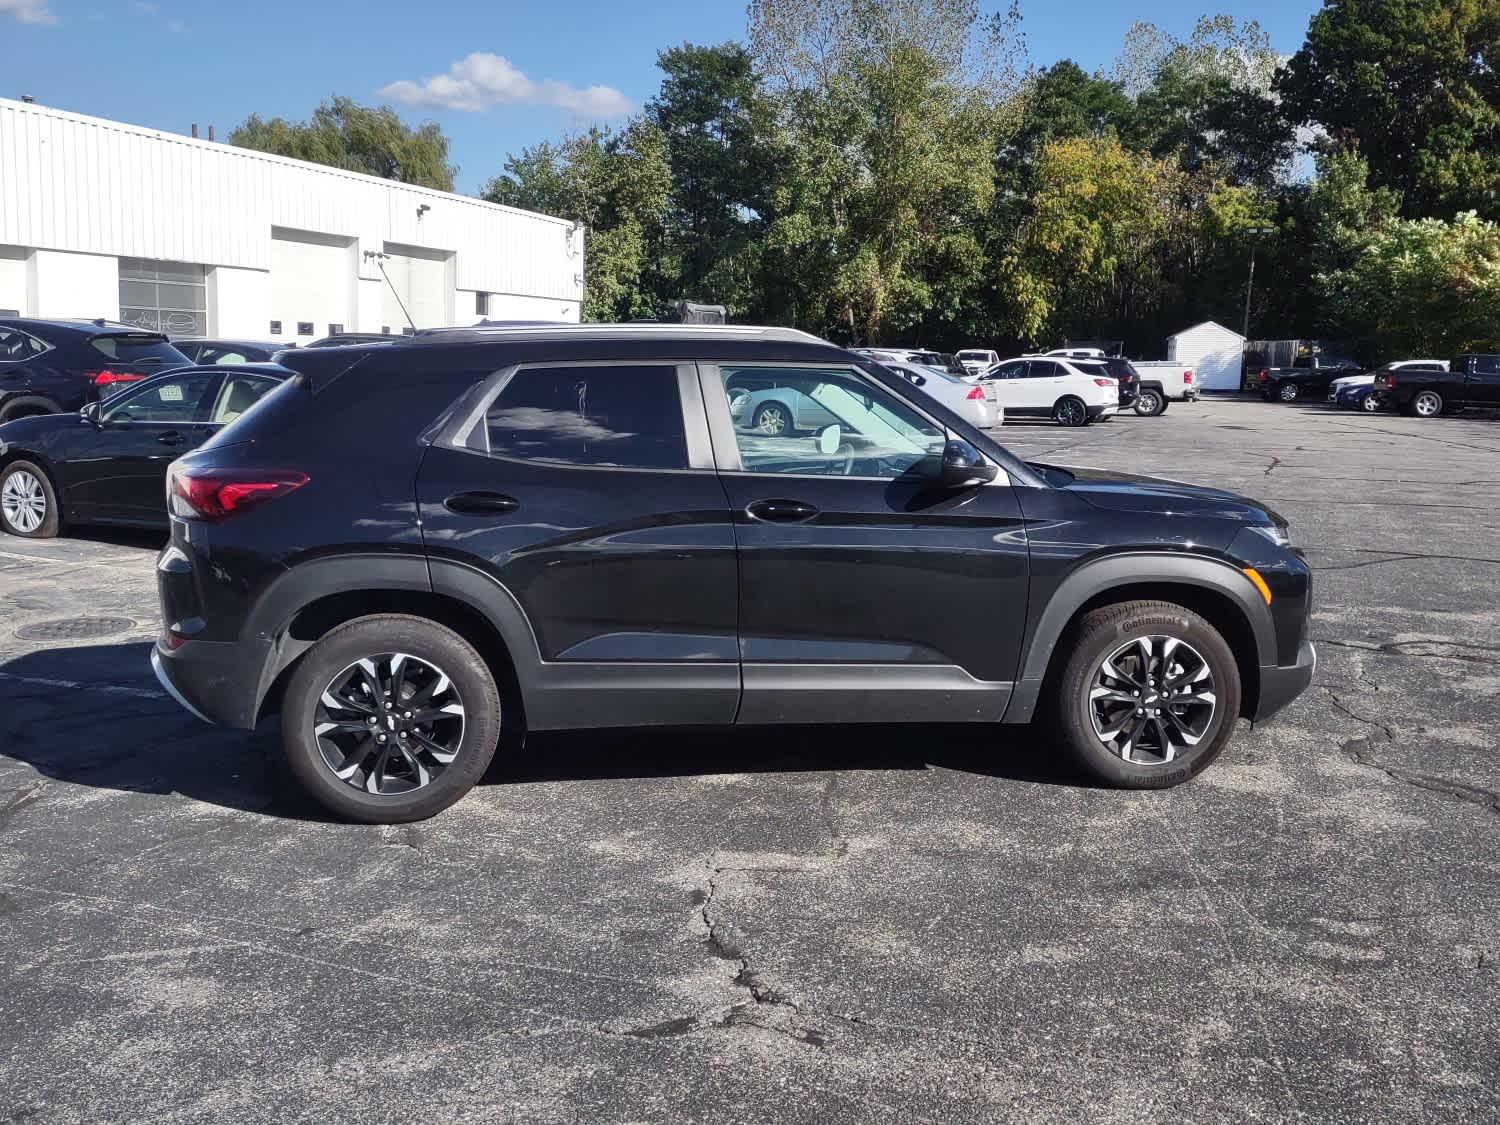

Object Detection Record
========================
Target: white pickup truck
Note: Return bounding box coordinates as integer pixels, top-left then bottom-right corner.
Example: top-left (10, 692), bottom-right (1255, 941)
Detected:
top-left (1127, 361), bottom-right (1198, 416)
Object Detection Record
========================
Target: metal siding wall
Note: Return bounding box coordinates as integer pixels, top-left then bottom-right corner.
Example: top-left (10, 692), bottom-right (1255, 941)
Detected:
top-left (0, 98), bottom-right (578, 314)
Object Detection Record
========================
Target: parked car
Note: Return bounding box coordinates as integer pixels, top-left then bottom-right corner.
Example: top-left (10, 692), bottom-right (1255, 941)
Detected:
top-left (853, 348), bottom-right (967, 376)
top-left (1377, 355), bottom-right (1500, 417)
top-left (976, 356), bottom-right (1120, 425)
top-left (173, 338), bottom-right (287, 365)
top-left (1334, 383), bottom-right (1384, 412)
top-left (1070, 356), bottom-right (1140, 410)
top-left (1257, 354), bottom-right (1362, 402)
top-left (881, 359), bottom-right (998, 428)
top-left (1326, 360), bottom-right (1448, 404)
top-left (1128, 362), bottom-right (1198, 416)
top-left (956, 349), bottom-right (1000, 375)
top-left (1045, 347), bottom-right (1108, 360)
top-left (0, 363), bottom-right (288, 537)
top-left (303, 333), bottom-right (400, 349)
top-left (150, 323), bottom-right (1314, 822)
top-left (0, 318), bottom-right (191, 423)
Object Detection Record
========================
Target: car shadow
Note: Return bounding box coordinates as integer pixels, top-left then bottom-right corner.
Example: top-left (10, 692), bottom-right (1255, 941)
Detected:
top-left (0, 641), bottom-right (1088, 823)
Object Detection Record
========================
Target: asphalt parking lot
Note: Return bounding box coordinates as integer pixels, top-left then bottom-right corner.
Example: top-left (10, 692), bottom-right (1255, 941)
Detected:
top-left (1, 397), bottom-right (1496, 1123)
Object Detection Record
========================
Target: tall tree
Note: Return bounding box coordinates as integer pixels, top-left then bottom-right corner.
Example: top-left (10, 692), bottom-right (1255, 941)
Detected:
top-left (230, 97), bottom-right (456, 191)
top-left (483, 123), bottom-right (671, 321)
top-left (1279, 0), bottom-right (1500, 219)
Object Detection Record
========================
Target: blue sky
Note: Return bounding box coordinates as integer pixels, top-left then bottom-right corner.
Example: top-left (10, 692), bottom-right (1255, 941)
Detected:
top-left (4, 0), bottom-right (1321, 193)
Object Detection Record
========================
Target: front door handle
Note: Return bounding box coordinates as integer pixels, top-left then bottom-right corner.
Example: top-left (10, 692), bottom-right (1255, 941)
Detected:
top-left (157, 431), bottom-right (185, 446)
top-left (445, 491), bottom-right (520, 516)
top-left (746, 498), bottom-right (819, 523)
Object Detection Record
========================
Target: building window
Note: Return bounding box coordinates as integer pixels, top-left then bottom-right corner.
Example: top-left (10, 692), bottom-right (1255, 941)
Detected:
top-left (328, 323), bottom-right (345, 335)
top-left (119, 258), bottom-right (207, 335)
top-left (269, 320), bottom-right (282, 336)
top-left (381, 326), bottom-right (391, 335)
top-left (297, 321), bottom-right (314, 336)
top-left (476, 292), bottom-right (489, 316)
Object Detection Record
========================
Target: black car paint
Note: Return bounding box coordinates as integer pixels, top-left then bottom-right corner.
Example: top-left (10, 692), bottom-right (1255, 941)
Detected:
top-left (150, 329), bottom-right (1314, 738)
top-left (0, 318), bottom-right (191, 420)
top-left (1258, 356), bottom-right (1362, 401)
top-left (1378, 355), bottom-right (1500, 412)
top-left (0, 364), bottom-right (288, 528)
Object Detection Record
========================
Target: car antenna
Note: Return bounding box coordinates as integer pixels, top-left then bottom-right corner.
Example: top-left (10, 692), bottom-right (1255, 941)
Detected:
top-left (363, 250), bottom-right (416, 334)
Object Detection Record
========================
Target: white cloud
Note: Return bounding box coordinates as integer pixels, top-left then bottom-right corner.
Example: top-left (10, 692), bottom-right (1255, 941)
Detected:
top-left (166, 18), bottom-right (186, 33)
top-left (380, 52), bottom-right (631, 117)
top-left (1, 0), bottom-right (56, 24)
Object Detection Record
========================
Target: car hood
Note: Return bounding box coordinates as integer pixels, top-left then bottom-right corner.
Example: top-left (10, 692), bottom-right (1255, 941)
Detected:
top-left (1031, 463), bottom-right (1285, 526)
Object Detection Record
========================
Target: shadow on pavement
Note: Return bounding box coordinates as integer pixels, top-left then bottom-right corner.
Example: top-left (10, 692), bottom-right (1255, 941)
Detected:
top-left (0, 641), bottom-right (1085, 822)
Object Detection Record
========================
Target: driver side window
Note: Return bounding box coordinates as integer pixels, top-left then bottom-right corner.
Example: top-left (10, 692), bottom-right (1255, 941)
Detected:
top-left (102, 372), bottom-right (218, 424)
top-left (718, 366), bottom-right (945, 479)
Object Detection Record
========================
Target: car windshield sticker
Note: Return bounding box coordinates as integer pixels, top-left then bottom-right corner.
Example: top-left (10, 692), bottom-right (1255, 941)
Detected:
top-left (159, 385), bottom-right (184, 402)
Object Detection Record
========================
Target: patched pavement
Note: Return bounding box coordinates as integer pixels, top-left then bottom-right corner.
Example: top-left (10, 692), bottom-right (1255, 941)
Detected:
top-left (1, 399), bottom-right (1496, 1123)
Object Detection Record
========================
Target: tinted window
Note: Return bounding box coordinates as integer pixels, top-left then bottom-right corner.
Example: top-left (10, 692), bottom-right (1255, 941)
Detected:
top-left (102, 372), bottom-right (219, 423)
top-left (0, 327), bottom-right (48, 361)
top-left (89, 335), bottom-right (188, 368)
top-left (989, 361), bottom-right (1026, 380)
top-left (1026, 360), bottom-right (1061, 378)
top-left (720, 366), bottom-right (944, 479)
top-left (1475, 356), bottom-right (1500, 375)
top-left (486, 365), bottom-right (687, 470)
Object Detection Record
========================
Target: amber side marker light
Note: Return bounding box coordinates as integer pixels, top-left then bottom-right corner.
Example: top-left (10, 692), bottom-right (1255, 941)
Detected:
top-left (1242, 567), bottom-right (1273, 605)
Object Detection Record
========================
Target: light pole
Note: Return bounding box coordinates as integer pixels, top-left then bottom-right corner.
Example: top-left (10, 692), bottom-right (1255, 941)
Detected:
top-left (1241, 226), bottom-right (1274, 340)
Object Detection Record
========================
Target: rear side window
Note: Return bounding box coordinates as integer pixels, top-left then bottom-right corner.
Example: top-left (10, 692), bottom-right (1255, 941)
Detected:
top-left (485, 365), bottom-right (688, 470)
top-left (0, 327), bottom-right (49, 361)
top-left (89, 335), bottom-right (189, 368)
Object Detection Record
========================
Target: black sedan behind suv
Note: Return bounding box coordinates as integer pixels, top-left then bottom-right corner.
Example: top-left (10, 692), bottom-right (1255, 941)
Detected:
top-left (0, 318), bottom-right (190, 422)
top-left (153, 325), bottom-right (1315, 822)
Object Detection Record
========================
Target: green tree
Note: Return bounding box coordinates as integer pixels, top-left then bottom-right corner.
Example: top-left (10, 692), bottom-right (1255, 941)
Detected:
top-left (229, 97), bottom-right (456, 191)
top-left (483, 123), bottom-right (671, 321)
top-left (1278, 0), bottom-right (1500, 219)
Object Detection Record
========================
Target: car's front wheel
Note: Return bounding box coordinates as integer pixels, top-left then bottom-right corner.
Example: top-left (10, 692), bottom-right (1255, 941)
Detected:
top-left (752, 401), bottom-right (792, 435)
top-left (1052, 600), bottom-right (1241, 788)
top-left (0, 460), bottom-right (60, 538)
top-left (281, 615), bottom-right (502, 822)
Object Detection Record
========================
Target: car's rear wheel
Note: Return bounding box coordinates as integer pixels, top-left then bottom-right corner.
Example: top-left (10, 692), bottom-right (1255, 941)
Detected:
top-left (1052, 600), bottom-right (1241, 788)
top-left (1277, 381), bottom-right (1300, 402)
top-left (1133, 389), bottom-right (1164, 416)
top-left (0, 461), bottom-right (60, 539)
top-left (753, 402), bottom-right (791, 435)
top-left (281, 615), bottom-right (501, 822)
top-left (1053, 396), bottom-right (1088, 427)
top-left (1407, 390), bottom-right (1443, 418)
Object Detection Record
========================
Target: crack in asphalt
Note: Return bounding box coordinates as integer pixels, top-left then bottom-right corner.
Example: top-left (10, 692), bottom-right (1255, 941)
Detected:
top-left (1264, 456), bottom-right (1282, 476)
top-left (1312, 636), bottom-right (1500, 667)
top-left (1326, 688), bottom-right (1499, 815)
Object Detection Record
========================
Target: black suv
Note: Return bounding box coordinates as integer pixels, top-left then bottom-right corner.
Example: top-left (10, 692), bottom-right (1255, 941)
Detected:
top-left (0, 318), bottom-right (191, 422)
top-left (152, 325), bottom-right (1315, 822)
top-left (1072, 356), bottom-right (1141, 409)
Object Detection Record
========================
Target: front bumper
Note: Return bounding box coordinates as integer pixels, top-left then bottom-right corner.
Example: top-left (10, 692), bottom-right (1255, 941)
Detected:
top-left (151, 635), bottom-right (272, 730)
top-left (1253, 640), bottom-right (1316, 722)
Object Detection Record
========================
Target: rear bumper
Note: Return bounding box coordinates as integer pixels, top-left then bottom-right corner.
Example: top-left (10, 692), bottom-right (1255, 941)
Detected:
top-left (151, 635), bottom-right (271, 730)
top-left (1253, 640), bottom-right (1316, 722)
top-left (1087, 404), bottom-right (1119, 420)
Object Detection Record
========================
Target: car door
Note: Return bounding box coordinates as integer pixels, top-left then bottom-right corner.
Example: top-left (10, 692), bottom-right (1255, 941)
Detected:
top-left (415, 359), bottom-right (740, 729)
top-left (981, 360), bottom-right (1027, 413)
top-left (1465, 356), bottom-right (1500, 405)
top-left (59, 369), bottom-right (222, 523)
top-left (0, 326), bottom-right (57, 408)
top-left (1024, 359), bottom-right (1069, 409)
top-left (700, 361), bottom-right (1030, 723)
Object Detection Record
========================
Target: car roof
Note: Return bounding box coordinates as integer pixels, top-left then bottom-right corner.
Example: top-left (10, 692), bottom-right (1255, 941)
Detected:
top-left (174, 337), bottom-right (284, 348)
top-left (0, 316), bottom-right (169, 339)
top-left (138, 362), bottom-right (292, 381)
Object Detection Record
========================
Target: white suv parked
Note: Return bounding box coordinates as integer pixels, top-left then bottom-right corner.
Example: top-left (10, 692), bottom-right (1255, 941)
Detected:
top-left (976, 356), bottom-right (1119, 426)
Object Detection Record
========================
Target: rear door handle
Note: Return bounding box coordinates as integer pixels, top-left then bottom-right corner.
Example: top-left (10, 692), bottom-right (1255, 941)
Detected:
top-left (445, 491), bottom-right (520, 516)
top-left (157, 431), bottom-right (185, 446)
top-left (746, 498), bottom-right (819, 523)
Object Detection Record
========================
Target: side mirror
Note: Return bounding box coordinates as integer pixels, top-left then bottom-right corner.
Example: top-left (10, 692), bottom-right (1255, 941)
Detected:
top-left (940, 438), bottom-right (998, 489)
top-left (81, 402), bottom-right (102, 427)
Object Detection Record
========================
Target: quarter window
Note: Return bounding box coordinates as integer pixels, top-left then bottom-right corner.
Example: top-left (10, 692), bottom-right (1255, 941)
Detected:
top-left (0, 327), bottom-right (48, 361)
top-left (119, 258), bottom-right (207, 335)
top-left (485, 365), bottom-right (688, 470)
top-left (719, 366), bottom-right (944, 479)
top-left (102, 372), bottom-right (219, 424)
top-left (211, 374), bottom-right (279, 424)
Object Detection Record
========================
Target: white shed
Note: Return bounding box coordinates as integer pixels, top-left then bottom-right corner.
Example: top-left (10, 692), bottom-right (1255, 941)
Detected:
top-left (1166, 321), bottom-right (1245, 392)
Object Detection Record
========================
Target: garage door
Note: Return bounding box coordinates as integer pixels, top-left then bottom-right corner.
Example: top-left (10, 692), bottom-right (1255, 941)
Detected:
top-left (382, 245), bottom-right (452, 331)
top-left (271, 229), bottom-right (355, 341)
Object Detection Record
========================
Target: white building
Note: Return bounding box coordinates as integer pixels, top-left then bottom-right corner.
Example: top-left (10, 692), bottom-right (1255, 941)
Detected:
top-left (0, 97), bottom-right (584, 342)
top-left (1166, 320), bottom-right (1245, 393)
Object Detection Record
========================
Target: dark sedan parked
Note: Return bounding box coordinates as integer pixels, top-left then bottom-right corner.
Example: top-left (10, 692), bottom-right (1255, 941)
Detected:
top-left (0, 317), bottom-right (191, 423)
top-left (0, 363), bottom-right (287, 537)
top-left (172, 338), bottom-right (287, 365)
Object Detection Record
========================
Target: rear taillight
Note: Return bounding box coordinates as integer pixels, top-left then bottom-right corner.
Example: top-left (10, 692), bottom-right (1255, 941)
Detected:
top-left (1384, 373), bottom-right (1396, 386)
top-left (1093, 378), bottom-right (1114, 387)
top-left (966, 386), bottom-right (985, 400)
top-left (88, 371), bottom-right (145, 388)
top-left (169, 465), bottom-right (308, 522)
top-left (1184, 370), bottom-right (1194, 383)
top-left (1259, 369), bottom-right (1269, 382)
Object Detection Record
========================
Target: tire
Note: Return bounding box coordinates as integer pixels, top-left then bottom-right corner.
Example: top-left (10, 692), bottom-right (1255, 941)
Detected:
top-left (1133, 389), bottom-right (1165, 417)
top-left (1051, 599), bottom-right (1242, 789)
top-left (1276, 381), bottom-right (1300, 403)
top-left (280, 614), bottom-right (502, 823)
top-left (1360, 393), bottom-right (1381, 413)
top-left (1407, 390), bottom-right (1443, 418)
top-left (752, 401), bottom-right (792, 436)
top-left (1053, 396), bottom-right (1088, 427)
top-left (0, 460), bottom-right (61, 538)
